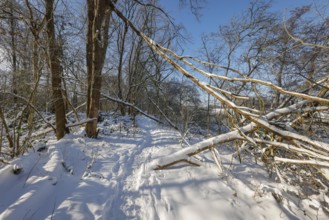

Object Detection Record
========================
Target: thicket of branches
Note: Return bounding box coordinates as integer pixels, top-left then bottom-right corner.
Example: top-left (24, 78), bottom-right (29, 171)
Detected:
top-left (0, 0), bottom-right (206, 157)
top-left (0, 0), bottom-right (329, 188)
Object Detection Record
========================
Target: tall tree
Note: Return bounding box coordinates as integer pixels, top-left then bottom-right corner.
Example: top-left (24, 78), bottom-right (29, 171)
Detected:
top-left (9, 0), bottom-right (18, 99)
top-left (45, 0), bottom-right (68, 139)
top-left (85, 0), bottom-right (116, 137)
top-left (116, 20), bottom-right (129, 115)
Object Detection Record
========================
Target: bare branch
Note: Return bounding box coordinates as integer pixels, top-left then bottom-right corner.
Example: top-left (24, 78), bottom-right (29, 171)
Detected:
top-left (283, 20), bottom-right (329, 49)
top-left (0, 92), bottom-right (56, 131)
top-left (132, 0), bottom-right (176, 27)
top-left (147, 97), bottom-right (179, 130)
top-left (101, 94), bottom-right (164, 125)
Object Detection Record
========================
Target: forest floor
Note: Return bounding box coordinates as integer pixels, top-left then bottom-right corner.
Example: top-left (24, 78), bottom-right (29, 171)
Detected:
top-left (0, 114), bottom-right (328, 220)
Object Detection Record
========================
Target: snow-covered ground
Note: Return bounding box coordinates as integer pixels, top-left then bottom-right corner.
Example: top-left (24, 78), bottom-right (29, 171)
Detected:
top-left (0, 115), bottom-right (328, 219)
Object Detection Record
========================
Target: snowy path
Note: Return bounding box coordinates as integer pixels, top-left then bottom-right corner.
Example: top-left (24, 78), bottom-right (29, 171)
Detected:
top-left (0, 116), bottom-right (327, 219)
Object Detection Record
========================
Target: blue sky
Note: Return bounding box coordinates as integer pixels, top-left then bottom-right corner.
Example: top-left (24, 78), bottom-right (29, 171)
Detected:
top-left (159, 0), bottom-right (320, 54)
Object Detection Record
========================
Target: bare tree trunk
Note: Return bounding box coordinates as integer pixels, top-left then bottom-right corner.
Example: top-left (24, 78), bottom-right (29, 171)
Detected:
top-left (45, 0), bottom-right (68, 140)
top-left (86, 0), bottom-right (93, 117)
top-left (0, 106), bottom-right (14, 152)
top-left (27, 36), bottom-right (41, 132)
top-left (275, 49), bottom-right (287, 106)
top-left (85, 0), bottom-right (115, 137)
top-left (117, 22), bottom-right (128, 115)
top-left (9, 1), bottom-right (17, 102)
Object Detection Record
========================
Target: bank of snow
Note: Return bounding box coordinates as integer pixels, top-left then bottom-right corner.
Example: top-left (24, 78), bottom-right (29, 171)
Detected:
top-left (0, 115), bottom-right (328, 219)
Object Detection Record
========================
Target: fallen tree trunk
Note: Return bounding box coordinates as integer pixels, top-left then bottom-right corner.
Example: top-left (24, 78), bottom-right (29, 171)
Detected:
top-left (148, 90), bottom-right (329, 168)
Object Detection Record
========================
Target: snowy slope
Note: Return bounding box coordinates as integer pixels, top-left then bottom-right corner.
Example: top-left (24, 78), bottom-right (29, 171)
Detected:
top-left (0, 115), bottom-right (328, 220)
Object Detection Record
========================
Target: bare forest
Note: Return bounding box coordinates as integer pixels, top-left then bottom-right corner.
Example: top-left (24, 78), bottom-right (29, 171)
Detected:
top-left (1, 0), bottom-right (329, 219)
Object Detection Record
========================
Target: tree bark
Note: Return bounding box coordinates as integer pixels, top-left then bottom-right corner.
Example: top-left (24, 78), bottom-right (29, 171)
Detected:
top-left (85, 0), bottom-right (116, 137)
top-left (45, 0), bottom-right (68, 140)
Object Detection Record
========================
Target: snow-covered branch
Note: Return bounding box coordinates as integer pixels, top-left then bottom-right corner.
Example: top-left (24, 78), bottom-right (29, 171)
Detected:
top-left (109, 1), bottom-right (329, 172)
top-left (156, 43), bottom-right (329, 105)
top-left (66, 118), bottom-right (97, 128)
top-left (101, 94), bottom-right (164, 125)
top-left (274, 157), bottom-right (329, 168)
top-left (150, 100), bottom-right (301, 169)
